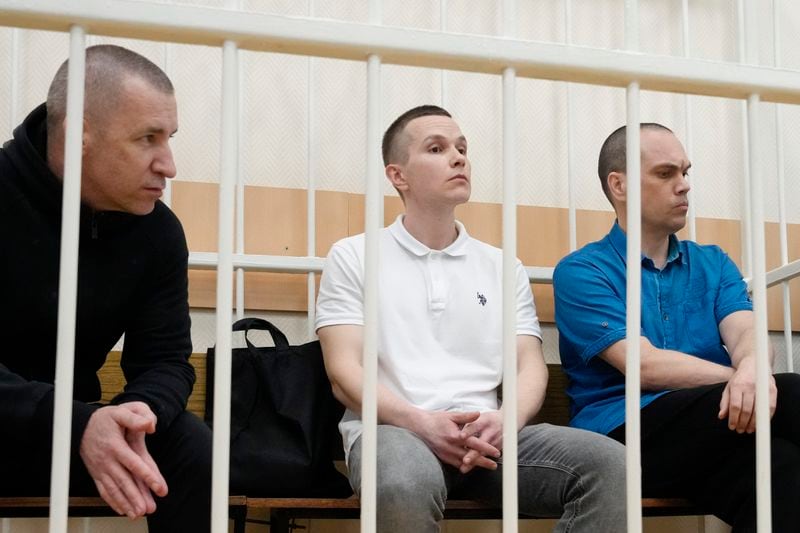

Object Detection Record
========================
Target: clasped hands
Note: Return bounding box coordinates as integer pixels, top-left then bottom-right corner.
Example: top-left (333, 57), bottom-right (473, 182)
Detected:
top-left (415, 409), bottom-right (504, 475)
top-left (79, 401), bottom-right (167, 520)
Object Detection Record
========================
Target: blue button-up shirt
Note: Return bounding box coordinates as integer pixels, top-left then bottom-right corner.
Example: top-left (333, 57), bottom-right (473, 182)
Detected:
top-left (553, 222), bottom-right (753, 435)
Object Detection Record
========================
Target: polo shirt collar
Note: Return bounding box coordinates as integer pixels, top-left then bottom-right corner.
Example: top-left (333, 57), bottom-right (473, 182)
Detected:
top-left (389, 215), bottom-right (469, 257)
top-left (608, 220), bottom-right (683, 267)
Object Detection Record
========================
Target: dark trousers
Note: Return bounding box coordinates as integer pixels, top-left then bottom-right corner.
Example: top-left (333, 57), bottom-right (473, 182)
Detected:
top-left (609, 373), bottom-right (800, 533)
top-left (0, 410), bottom-right (212, 533)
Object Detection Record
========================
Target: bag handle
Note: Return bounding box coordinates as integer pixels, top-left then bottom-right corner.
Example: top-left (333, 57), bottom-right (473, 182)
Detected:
top-left (231, 317), bottom-right (290, 349)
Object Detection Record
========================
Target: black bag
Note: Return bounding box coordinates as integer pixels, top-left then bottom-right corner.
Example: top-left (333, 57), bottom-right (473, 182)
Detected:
top-left (205, 317), bottom-right (352, 497)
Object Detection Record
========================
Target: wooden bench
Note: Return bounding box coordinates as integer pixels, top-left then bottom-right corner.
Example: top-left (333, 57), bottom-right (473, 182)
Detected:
top-left (244, 363), bottom-right (707, 532)
top-left (0, 356), bottom-right (707, 531)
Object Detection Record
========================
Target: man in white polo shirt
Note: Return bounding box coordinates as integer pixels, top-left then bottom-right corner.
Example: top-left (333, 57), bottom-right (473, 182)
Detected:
top-left (316, 105), bottom-right (626, 532)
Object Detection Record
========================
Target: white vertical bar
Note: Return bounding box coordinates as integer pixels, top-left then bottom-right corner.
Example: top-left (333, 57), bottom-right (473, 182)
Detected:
top-left (307, 0), bottom-right (317, 340)
top-left (501, 3), bottom-right (518, 533)
top-left (1, 518), bottom-right (9, 533)
top-left (440, 0), bottom-right (448, 107)
top-left (229, 0), bottom-right (245, 323)
top-left (49, 25), bottom-right (86, 533)
top-left (501, 66), bottom-right (519, 533)
top-left (737, 0), bottom-right (753, 277)
top-left (625, 2), bottom-right (642, 533)
top-left (564, 0), bottom-right (577, 252)
top-left (9, 28), bottom-right (20, 129)
top-left (624, 82), bottom-right (643, 533)
top-left (742, 1), bottom-right (772, 528)
top-left (771, 0), bottom-right (792, 372)
top-left (747, 93), bottom-right (772, 533)
top-left (361, 52), bottom-right (381, 533)
top-left (211, 40), bottom-right (239, 533)
top-left (681, 0), bottom-right (696, 241)
top-left (162, 0), bottom-right (176, 207)
top-left (361, 5), bottom-right (382, 532)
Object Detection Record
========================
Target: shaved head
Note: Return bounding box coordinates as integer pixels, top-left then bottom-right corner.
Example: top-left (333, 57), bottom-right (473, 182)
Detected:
top-left (597, 122), bottom-right (673, 205)
top-left (46, 45), bottom-right (173, 142)
top-left (382, 105), bottom-right (452, 166)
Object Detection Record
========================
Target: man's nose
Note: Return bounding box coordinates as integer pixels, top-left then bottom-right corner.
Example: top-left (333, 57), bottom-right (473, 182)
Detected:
top-left (154, 145), bottom-right (177, 179)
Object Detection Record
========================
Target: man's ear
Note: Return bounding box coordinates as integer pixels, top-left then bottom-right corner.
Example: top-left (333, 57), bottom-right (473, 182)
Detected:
top-left (385, 164), bottom-right (408, 195)
top-left (607, 171), bottom-right (626, 203)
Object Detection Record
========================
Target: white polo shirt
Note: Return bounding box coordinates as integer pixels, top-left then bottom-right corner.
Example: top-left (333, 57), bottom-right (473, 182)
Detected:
top-left (315, 215), bottom-right (542, 460)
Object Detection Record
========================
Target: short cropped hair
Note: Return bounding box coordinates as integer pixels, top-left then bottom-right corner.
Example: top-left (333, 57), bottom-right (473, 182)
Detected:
top-left (382, 105), bottom-right (452, 166)
top-left (46, 44), bottom-right (173, 136)
top-left (597, 122), bottom-right (673, 203)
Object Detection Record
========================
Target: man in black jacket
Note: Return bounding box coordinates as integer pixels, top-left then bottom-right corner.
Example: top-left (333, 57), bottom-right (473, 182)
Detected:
top-left (0, 45), bottom-right (210, 531)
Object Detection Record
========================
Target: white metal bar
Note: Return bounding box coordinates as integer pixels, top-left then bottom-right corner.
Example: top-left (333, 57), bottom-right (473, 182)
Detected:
top-left (49, 25), bottom-right (86, 533)
top-left (5, 1), bottom-right (800, 104)
top-left (361, 52), bottom-right (381, 533)
top-left (767, 262), bottom-right (800, 287)
top-left (624, 82), bottom-right (643, 533)
top-left (188, 252), bottom-right (557, 284)
top-left (747, 92), bottom-right (772, 533)
top-left (737, 0), bottom-right (753, 277)
top-left (190, 251), bottom-right (324, 273)
top-left (232, 0), bottom-right (245, 322)
top-left (742, 1), bottom-right (772, 528)
top-left (772, 0), bottom-right (793, 372)
top-left (501, 65), bottom-right (519, 533)
top-left (306, 0), bottom-right (317, 340)
top-left (564, 0), bottom-right (577, 252)
top-left (681, 0), bottom-right (696, 241)
top-left (501, 2), bottom-right (518, 531)
top-left (211, 39), bottom-right (239, 533)
top-left (161, 0), bottom-right (175, 207)
top-left (624, 2), bottom-right (642, 532)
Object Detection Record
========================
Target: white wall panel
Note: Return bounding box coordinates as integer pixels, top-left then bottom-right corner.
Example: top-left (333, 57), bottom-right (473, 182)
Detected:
top-left (241, 51), bottom-right (308, 188)
top-left (3, 0), bottom-right (799, 221)
top-left (170, 44), bottom-right (222, 183)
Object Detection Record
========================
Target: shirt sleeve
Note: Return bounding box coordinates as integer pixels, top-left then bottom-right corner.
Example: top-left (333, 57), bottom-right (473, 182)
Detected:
top-left (553, 255), bottom-right (629, 363)
top-left (315, 240), bottom-right (365, 330)
top-left (111, 214), bottom-right (195, 432)
top-left (713, 247), bottom-right (753, 324)
top-left (515, 261), bottom-right (541, 339)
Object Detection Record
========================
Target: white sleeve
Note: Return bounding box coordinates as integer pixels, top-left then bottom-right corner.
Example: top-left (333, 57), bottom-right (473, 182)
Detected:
top-left (315, 240), bottom-right (365, 331)
top-left (515, 260), bottom-right (542, 339)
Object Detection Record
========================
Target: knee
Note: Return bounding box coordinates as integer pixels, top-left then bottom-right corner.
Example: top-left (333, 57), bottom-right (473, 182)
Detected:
top-left (775, 372), bottom-right (800, 399)
top-left (376, 465), bottom-right (446, 520)
top-left (572, 430), bottom-right (627, 487)
top-left (154, 412), bottom-right (212, 486)
top-left (771, 438), bottom-right (800, 483)
top-left (372, 427), bottom-right (447, 517)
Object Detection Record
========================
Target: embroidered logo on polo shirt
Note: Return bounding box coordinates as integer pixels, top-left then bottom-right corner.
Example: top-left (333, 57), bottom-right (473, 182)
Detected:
top-left (477, 292), bottom-right (487, 306)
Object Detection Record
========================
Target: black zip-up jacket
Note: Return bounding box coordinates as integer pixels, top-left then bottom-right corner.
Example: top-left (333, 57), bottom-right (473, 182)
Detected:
top-left (0, 104), bottom-right (194, 458)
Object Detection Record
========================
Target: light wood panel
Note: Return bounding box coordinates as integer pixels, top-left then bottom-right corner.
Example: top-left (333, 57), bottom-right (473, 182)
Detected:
top-left (170, 181), bottom-right (800, 330)
top-left (100, 351), bottom-right (206, 418)
top-left (766, 222), bottom-right (800, 331)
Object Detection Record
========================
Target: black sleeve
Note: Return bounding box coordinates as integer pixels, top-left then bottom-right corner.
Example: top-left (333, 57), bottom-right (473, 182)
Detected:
top-left (110, 212), bottom-right (195, 431)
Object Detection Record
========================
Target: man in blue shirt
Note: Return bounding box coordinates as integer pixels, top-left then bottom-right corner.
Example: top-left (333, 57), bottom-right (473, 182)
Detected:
top-left (554, 123), bottom-right (800, 531)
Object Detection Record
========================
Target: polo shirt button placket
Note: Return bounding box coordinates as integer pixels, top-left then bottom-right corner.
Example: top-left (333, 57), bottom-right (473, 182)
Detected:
top-left (429, 252), bottom-right (446, 312)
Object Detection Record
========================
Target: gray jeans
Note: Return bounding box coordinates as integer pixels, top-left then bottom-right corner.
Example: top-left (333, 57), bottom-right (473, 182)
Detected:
top-left (348, 423), bottom-right (626, 533)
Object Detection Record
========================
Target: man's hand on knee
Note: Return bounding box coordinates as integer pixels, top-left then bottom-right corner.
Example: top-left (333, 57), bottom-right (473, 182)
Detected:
top-left (410, 410), bottom-right (484, 469)
top-left (79, 402), bottom-right (168, 519)
top-left (719, 357), bottom-right (777, 434)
